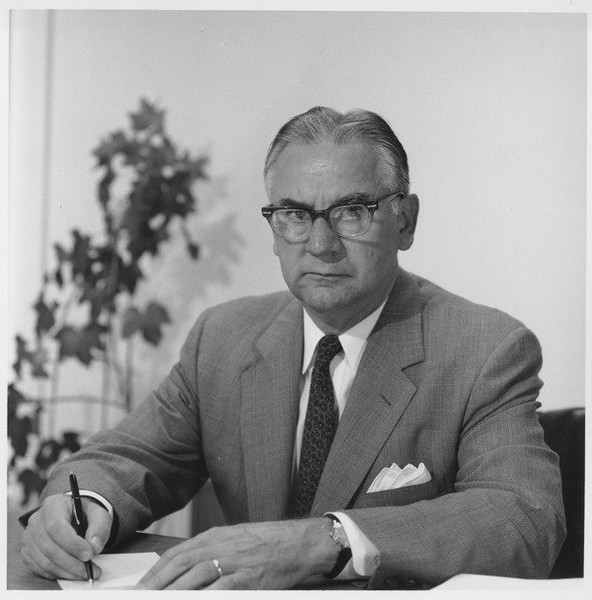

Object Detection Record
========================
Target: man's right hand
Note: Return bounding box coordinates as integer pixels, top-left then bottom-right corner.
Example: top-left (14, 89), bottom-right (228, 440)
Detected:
top-left (21, 493), bottom-right (113, 581)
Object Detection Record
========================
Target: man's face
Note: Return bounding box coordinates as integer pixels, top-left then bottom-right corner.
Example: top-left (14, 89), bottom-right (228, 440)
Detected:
top-left (267, 140), bottom-right (418, 333)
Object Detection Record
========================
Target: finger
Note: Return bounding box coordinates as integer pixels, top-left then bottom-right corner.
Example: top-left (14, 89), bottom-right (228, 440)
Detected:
top-left (36, 496), bottom-right (95, 561)
top-left (23, 520), bottom-right (82, 578)
top-left (83, 500), bottom-right (112, 554)
top-left (21, 545), bottom-right (58, 580)
top-left (136, 536), bottom-right (203, 586)
top-left (22, 538), bottom-right (84, 581)
top-left (206, 573), bottom-right (244, 590)
top-left (25, 526), bottom-right (102, 581)
top-left (160, 560), bottom-right (222, 590)
top-left (24, 501), bottom-right (101, 579)
top-left (137, 550), bottom-right (199, 589)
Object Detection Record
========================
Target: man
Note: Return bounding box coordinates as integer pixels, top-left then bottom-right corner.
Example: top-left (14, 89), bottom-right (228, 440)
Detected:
top-left (21, 107), bottom-right (566, 589)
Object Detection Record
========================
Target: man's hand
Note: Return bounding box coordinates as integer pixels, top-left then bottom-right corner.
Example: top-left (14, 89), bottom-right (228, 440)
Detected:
top-left (21, 493), bottom-right (112, 581)
top-left (136, 517), bottom-right (339, 590)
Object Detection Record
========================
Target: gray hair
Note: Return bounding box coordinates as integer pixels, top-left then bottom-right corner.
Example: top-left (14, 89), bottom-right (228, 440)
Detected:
top-left (263, 106), bottom-right (410, 196)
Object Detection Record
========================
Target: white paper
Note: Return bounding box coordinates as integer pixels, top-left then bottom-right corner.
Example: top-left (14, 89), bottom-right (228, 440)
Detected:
top-left (434, 573), bottom-right (584, 590)
top-left (58, 552), bottom-right (159, 590)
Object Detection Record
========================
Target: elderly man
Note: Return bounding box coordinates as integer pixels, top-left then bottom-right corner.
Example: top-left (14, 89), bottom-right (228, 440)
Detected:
top-left (21, 107), bottom-right (565, 589)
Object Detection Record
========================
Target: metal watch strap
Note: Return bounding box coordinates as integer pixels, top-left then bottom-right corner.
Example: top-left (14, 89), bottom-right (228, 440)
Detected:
top-left (323, 517), bottom-right (352, 579)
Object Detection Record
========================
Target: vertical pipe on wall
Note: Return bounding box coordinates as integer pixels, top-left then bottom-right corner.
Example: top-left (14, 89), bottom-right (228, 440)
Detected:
top-left (40, 10), bottom-right (56, 436)
top-left (39, 10), bottom-right (54, 276)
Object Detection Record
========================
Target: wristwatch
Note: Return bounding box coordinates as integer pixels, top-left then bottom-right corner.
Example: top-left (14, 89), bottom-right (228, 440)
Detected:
top-left (323, 517), bottom-right (352, 579)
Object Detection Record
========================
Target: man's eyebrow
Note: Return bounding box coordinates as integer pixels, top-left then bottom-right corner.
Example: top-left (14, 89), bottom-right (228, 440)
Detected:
top-left (277, 198), bottom-right (308, 208)
top-left (336, 193), bottom-right (372, 204)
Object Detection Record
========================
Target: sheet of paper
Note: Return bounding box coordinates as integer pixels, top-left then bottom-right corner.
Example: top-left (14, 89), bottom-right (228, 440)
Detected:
top-left (58, 552), bottom-right (159, 590)
top-left (435, 573), bottom-right (584, 590)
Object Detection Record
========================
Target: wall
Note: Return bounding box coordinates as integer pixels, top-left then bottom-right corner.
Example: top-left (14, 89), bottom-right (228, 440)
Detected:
top-left (8, 9), bottom-right (587, 534)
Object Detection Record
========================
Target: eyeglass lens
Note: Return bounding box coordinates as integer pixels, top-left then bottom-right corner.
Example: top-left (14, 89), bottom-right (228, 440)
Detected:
top-left (271, 204), bottom-right (372, 241)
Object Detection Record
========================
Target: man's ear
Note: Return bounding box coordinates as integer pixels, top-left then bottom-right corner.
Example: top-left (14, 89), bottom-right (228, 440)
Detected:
top-left (396, 194), bottom-right (419, 251)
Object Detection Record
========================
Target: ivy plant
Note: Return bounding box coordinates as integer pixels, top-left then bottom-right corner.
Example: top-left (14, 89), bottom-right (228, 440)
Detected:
top-left (8, 99), bottom-right (208, 505)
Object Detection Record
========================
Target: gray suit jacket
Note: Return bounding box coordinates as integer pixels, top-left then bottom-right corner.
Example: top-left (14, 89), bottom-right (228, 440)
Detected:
top-left (42, 270), bottom-right (566, 586)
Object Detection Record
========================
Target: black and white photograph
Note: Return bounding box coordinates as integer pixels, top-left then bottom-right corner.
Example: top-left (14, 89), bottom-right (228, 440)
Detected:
top-left (3, 0), bottom-right (589, 595)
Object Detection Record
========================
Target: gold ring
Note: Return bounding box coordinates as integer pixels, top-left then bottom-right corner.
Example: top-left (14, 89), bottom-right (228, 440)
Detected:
top-left (212, 558), bottom-right (223, 578)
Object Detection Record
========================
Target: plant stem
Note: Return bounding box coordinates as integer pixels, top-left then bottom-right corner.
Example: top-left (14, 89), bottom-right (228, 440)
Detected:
top-left (47, 348), bottom-right (60, 439)
top-left (100, 326), bottom-right (112, 429)
top-left (125, 335), bottom-right (134, 412)
top-left (48, 285), bottom-right (80, 337)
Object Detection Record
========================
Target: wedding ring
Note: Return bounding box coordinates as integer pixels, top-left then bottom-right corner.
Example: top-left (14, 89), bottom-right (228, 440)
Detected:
top-left (212, 558), bottom-right (223, 579)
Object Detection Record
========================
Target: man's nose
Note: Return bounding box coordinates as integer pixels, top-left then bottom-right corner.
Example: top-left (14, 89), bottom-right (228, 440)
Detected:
top-left (305, 216), bottom-right (342, 257)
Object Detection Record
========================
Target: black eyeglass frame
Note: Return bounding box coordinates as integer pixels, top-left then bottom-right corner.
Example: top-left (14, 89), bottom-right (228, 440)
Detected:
top-left (261, 191), bottom-right (405, 241)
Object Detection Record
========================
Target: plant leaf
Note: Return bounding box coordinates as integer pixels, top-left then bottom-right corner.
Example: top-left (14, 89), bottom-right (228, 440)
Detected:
top-left (93, 130), bottom-right (128, 164)
top-left (98, 165), bottom-right (115, 208)
top-left (35, 439), bottom-right (62, 470)
top-left (55, 326), bottom-right (79, 360)
top-left (70, 230), bottom-right (91, 277)
top-left (118, 262), bottom-right (143, 294)
top-left (33, 294), bottom-right (56, 337)
top-left (141, 301), bottom-right (170, 346)
top-left (13, 335), bottom-right (29, 378)
top-left (7, 384), bottom-right (38, 458)
top-left (54, 267), bottom-right (64, 288)
top-left (29, 345), bottom-right (50, 378)
top-left (129, 98), bottom-right (164, 134)
top-left (54, 242), bottom-right (70, 264)
top-left (187, 242), bottom-right (199, 259)
top-left (18, 468), bottom-right (47, 506)
top-left (77, 323), bottom-right (106, 365)
top-left (55, 324), bottom-right (105, 365)
top-left (121, 306), bottom-right (142, 338)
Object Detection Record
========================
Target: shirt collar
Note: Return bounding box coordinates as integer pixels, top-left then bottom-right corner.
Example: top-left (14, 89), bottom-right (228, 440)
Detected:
top-left (302, 301), bottom-right (388, 375)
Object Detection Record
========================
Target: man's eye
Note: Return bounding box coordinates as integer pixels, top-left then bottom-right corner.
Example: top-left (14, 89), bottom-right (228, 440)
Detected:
top-left (339, 205), bottom-right (366, 219)
top-left (283, 209), bottom-right (308, 221)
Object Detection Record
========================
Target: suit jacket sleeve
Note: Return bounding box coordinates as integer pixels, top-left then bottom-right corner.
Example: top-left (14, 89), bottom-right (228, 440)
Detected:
top-left (342, 326), bottom-right (566, 588)
top-left (39, 311), bottom-right (211, 546)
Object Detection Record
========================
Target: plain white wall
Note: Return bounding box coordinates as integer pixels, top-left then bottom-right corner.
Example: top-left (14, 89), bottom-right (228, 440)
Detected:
top-left (10, 9), bottom-right (586, 406)
top-left (8, 8), bottom-right (587, 535)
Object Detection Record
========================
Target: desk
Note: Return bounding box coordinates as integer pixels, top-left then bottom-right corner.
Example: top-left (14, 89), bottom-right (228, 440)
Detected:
top-left (7, 510), bottom-right (183, 590)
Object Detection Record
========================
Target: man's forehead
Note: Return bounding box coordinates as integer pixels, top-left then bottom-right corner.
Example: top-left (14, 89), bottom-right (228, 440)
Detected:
top-left (269, 140), bottom-right (382, 191)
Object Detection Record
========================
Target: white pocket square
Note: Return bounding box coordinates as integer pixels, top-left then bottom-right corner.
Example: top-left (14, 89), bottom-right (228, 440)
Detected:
top-left (367, 462), bottom-right (431, 493)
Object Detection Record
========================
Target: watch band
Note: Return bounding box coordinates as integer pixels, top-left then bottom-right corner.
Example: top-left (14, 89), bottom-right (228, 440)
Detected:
top-left (323, 517), bottom-right (353, 579)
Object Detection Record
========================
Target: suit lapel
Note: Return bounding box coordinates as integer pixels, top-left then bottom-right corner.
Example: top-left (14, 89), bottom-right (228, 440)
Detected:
top-left (240, 298), bottom-right (303, 522)
top-left (311, 271), bottom-right (426, 515)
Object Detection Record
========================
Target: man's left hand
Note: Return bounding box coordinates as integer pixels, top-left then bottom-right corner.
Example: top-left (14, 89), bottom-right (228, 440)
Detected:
top-left (136, 517), bottom-right (338, 590)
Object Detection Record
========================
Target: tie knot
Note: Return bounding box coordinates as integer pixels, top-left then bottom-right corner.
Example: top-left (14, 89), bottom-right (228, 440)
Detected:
top-left (315, 334), bottom-right (343, 369)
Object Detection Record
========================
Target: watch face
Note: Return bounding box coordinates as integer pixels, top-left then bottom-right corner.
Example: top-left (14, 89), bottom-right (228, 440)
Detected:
top-left (333, 521), bottom-right (351, 549)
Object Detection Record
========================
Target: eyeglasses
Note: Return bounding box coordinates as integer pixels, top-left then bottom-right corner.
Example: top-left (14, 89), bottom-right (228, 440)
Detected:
top-left (261, 192), bottom-right (404, 242)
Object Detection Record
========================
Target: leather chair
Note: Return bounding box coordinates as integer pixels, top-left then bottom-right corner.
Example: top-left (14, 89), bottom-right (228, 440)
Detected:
top-left (539, 407), bottom-right (585, 578)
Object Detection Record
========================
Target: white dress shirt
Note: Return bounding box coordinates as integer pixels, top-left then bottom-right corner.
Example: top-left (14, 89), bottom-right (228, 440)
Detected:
top-left (297, 304), bottom-right (386, 578)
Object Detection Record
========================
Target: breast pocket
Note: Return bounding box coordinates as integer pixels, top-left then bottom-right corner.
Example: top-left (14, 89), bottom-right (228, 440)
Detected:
top-left (352, 478), bottom-right (440, 509)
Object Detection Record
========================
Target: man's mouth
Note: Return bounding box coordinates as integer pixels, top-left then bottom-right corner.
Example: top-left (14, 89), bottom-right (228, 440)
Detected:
top-left (305, 272), bottom-right (348, 279)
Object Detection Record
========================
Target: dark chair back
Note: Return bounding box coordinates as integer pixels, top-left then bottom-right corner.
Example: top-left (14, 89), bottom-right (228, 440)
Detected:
top-left (539, 408), bottom-right (585, 578)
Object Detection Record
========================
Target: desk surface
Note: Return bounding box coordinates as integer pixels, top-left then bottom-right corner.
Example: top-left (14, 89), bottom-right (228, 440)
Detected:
top-left (7, 510), bottom-right (183, 590)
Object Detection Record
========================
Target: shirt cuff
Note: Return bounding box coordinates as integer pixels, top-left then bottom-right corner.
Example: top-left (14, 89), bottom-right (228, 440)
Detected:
top-left (326, 511), bottom-right (379, 578)
top-left (66, 489), bottom-right (114, 519)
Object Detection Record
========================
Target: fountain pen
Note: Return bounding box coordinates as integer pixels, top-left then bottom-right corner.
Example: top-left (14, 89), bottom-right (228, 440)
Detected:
top-left (69, 472), bottom-right (95, 588)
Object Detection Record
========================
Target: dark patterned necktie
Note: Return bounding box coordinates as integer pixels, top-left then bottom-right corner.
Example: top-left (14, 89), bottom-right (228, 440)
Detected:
top-left (290, 334), bottom-right (343, 518)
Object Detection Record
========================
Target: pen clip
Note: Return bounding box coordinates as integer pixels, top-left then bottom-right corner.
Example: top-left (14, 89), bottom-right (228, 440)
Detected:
top-left (71, 497), bottom-right (82, 528)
